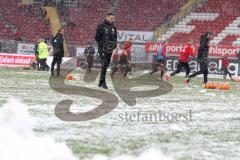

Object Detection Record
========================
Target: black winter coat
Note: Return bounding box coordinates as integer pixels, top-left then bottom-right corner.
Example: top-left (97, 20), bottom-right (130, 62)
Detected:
top-left (52, 33), bottom-right (64, 57)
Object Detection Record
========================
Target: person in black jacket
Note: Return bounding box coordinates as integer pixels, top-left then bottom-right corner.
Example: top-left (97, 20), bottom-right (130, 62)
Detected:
top-left (95, 13), bottom-right (117, 89)
top-left (34, 39), bottom-right (40, 71)
top-left (237, 50), bottom-right (240, 62)
top-left (186, 31), bottom-right (212, 84)
top-left (51, 28), bottom-right (64, 77)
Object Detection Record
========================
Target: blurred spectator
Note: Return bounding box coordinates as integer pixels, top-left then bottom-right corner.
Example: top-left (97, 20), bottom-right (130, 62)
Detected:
top-left (27, 4), bottom-right (33, 16)
top-left (44, 17), bottom-right (50, 28)
top-left (42, 8), bottom-right (47, 18)
top-left (57, 0), bottom-right (67, 16)
top-left (38, 7), bottom-right (47, 19)
top-left (163, 13), bottom-right (173, 24)
top-left (44, 36), bottom-right (52, 44)
top-left (43, 0), bottom-right (56, 6)
top-left (14, 31), bottom-right (23, 41)
top-left (67, 21), bottom-right (76, 29)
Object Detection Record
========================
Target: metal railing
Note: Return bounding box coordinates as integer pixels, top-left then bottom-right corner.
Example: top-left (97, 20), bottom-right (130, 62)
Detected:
top-left (0, 39), bottom-right (84, 57)
top-left (32, 0), bottom-right (78, 7)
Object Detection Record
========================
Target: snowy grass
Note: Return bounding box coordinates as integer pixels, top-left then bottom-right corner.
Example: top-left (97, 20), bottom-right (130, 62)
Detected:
top-left (0, 67), bottom-right (240, 160)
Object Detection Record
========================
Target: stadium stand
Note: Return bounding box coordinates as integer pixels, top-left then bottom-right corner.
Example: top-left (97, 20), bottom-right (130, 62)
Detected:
top-left (0, 0), bottom-right (239, 47)
top-left (0, 0), bottom-right (187, 46)
top-left (59, 0), bottom-right (112, 45)
top-left (59, 0), bottom-right (187, 45)
top-left (160, 0), bottom-right (240, 46)
top-left (0, 0), bottom-right (52, 43)
top-left (115, 0), bottom-right (186, 31)
top-left (0, 21), bottom-right (13, 40)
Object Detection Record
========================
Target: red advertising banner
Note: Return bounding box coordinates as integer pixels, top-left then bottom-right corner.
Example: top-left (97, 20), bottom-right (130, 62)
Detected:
top-left (0, 53), bottom-right (35, 67)
top-left (145, 42), bottom-right (240, 58)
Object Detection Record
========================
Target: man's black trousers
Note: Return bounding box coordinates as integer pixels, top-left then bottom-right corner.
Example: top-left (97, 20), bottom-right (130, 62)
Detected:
top-left (190, 60), bottom-right (208, 83)
top-left (100, 52), bottom-right (112, 82)
top-left (51, 55), bottom-right (63, 75)
top-left (170, 60), bottom-right (191, 77)
top-left (39, 58), bottom-right (49, 71)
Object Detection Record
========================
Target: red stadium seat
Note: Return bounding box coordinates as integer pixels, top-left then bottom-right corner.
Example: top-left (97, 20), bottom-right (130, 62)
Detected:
top-left (60, 0), bottom-right (186, 45)
top-left (167, 0), bottom-right (240, 46)
top-left (0, 0), bottom-right (51, 42)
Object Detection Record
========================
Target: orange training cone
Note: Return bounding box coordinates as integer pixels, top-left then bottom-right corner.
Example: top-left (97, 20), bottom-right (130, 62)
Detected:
top-left (66, 73), bottom-right (73, 81)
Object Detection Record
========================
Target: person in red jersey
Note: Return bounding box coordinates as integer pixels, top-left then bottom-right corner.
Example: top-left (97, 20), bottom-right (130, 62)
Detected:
top-left (124, 37), bottom-right (133, 56)
top-left (110, 44), bottom-right (121, 79)
top-left (123, 37), bottom-right (134, 75)
top-left (170, 40), bottom-right (195, 78)
top-left (221, 54), bottom-right (233, 80)
top-left (119, 48), bottom-right (130, 77)
top-left (110, 43), bottom-right (131, 78)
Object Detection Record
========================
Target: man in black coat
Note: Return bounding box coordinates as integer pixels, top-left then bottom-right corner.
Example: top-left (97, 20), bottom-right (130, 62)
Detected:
top-left (237, 50), bottom-right (240, 62)
top-left (187, 31), bottom-right (212, 84)
top-left (34, 39), bottom-right (40, 71)
top-left (51, 28), bottom-right (64, 77)
top-left (95, 13), bottom-right (117, 89)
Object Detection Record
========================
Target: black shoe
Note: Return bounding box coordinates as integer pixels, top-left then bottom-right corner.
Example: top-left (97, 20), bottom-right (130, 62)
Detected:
top-left (98, 80), bottom-right (103, 87)
top-left (102, 83), bottom-right (108, 89)
top-left (98, 81), bottom-right (108, 89)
